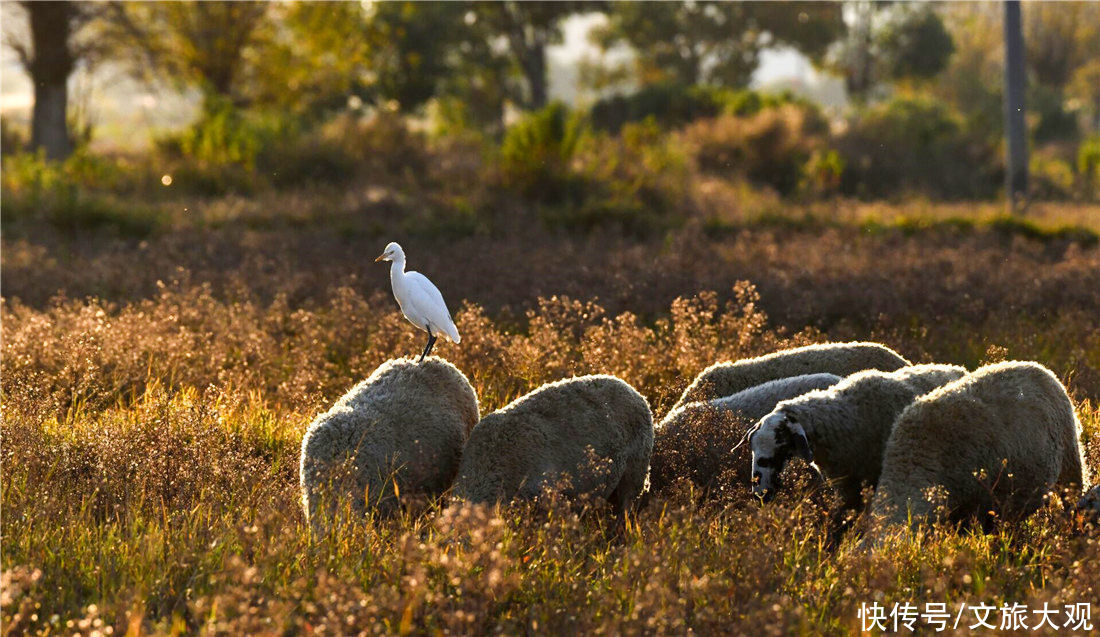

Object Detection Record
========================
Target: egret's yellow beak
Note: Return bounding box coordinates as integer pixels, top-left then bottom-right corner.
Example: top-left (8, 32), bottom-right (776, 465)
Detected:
top-left (374, 253), bottom-right (387, 262)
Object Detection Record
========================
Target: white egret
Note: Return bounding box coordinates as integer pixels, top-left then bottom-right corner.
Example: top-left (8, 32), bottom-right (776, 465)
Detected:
top-left (375, 242), bottom-right (460, 361)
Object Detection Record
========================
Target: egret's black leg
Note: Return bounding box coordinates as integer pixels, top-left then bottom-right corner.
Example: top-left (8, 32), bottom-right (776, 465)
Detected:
top-left (418, 328), bottom-right (436, 362)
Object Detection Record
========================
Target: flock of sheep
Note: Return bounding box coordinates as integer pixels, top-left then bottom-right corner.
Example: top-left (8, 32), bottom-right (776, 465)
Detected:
top-left (299, 341), bottom-right (1099, 541)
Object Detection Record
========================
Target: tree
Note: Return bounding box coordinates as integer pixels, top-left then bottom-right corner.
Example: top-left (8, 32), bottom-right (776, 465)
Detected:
top-left (250, 2), bottom-right (373, 119)
top-left (1068, 60), bottom-right (1100, 132)
top-left (827, 2), bottom-right (953, 101)
top-left (1023, 1), bottom-right (1100, 90)
top-left (350, 1), bottom-right (513, 136)
top-left (876, 4), bottom-right (954, 82)
top-left (364, 2), bottom-right (488, 113)
top-left (5, 1), bottom-right (98, 159)
top-left (1003, 0), bottom-right (1028, 209)
top-left (594, 1), bottom-right (844, 88)
top-left (101, 1), bottom-right (271, 106)
top-left (477, 2), bottom-right (586, 110)
top-left (826, 1), bottom-right (877, 99)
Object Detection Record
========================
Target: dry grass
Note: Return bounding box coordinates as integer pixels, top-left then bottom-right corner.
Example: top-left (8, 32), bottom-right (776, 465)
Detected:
top-left (3, 185), bottom-right (1100, 634)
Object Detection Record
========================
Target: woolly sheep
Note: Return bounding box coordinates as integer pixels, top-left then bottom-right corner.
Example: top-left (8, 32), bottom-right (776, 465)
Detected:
top-left (649, 373), bottom-right (843, 496)
top-left (674, 342), bottom-right (910, 409)
top-left (743, 364), bottom-right (967, 538)
top-left (300, 357), bottom-right (479, 524)
top-left (871, 361), bottom-right (1088, 532)
top-left (451, 375), bottom-right (654, 512)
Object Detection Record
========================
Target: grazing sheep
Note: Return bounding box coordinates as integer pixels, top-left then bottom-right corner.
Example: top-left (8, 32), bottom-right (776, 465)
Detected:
top-left (674, 342), bottom-right (909, 409)
top-left (742, 364), bottom-right (967, 539)
top-left (300, 357), bottom-right (479, 524)
top-left (650, 373), bottom-right (843, 496)
top-left (451, 375), bottom-right (654, 512)
top-left (871, 361), bottom-right (1088, 533)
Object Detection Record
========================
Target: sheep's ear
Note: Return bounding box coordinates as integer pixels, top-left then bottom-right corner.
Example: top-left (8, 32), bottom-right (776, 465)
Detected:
top-left (732, 422), bottom-right (759, 453)
top-left (790, 422), bottom-right (813, 462)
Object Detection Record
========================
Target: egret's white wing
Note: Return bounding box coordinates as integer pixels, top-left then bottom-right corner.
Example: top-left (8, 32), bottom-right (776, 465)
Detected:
top-left (404, 271), bottom-right (460, 342)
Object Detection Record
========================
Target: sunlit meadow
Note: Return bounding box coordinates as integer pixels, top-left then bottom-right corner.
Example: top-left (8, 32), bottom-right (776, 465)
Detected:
top-left (3, 186), bottom-right (1100, 634)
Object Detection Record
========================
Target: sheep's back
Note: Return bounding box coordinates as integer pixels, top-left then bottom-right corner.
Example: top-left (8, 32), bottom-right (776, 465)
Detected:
top-left (675, 342), bottom-right (909, 408)
top-left (300, 357), bottom-right (479, 521)
top-left (453, 375), bottom-right (653, 504)
top-left (874, 361), bottom-right (1081, 528)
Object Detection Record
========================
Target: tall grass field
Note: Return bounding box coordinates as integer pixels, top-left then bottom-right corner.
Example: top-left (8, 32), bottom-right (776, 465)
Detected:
top-left (3, 184), bottom-right (1099, 634)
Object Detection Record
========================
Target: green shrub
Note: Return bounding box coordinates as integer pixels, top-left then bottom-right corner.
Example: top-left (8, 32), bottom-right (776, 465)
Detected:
top-left (499, 102), bottom-right (585, 203)
top-left (548, 119), bottom-right (689, 235)
top-left (257, 114), bottom-right (368, 188)
top-left (836, 97), bottom-right (999, 199)
top-left (800, 149), bottom-right (846, 197)
top-left (1, 151), bottom-right (166, 237)
top-left (155, 97), bottom-right (301, 194)
top-left (1029, 153), bottom-right (1076, 200)
top-left (497, 105), bottom-right (687, 234)
top-left (1030, 84), bottom-right (1079, 144)
top-left (680, 104), bottom-right (828, 195)
top-left (1, 117), bottom-right (26, 155)
top-left (591, 83), bottom-right (722, 133)
top-left (589, 84), bottom-right (801, 133)
top-left (1078, 135), bottom-right (1100, 197)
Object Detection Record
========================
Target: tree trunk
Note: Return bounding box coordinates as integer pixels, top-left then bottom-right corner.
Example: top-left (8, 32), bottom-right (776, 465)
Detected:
top-left (1003, 0), bottom-right (1028, 211)
top-left (525, 42), bottom-right (548, 110)
top-left (25, 1), bottom-right (76, 160)
top-left (31, 82), bottom-right (71, 160)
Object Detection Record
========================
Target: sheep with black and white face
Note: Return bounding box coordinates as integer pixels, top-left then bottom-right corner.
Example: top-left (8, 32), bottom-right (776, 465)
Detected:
top-left (740, 364), bottom-right (967, 538)
top-left (650, 373), bottom-right (842, 498)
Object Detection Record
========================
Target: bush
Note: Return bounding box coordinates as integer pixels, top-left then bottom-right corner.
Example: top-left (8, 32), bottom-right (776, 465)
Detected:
top-left (1078, 134), bottom-right (1100, 198)
top-left (680, 104), bottom-right (829, 195)
top-left (1, 151), bottom-right (167, 237)
top-left (155, 97), bottom-right (305, 194)
top-left (1030, 152), bottom-right (1076, 200)
top-left (156, 101), bottom-right (432, 194)
top-left (1, 117), bottom-right (26, 155)
top-left (1031, 84), bottom-right (1079, 144)
top-left (800, 149), bottom-right (846, 197)
top-left (590, 83), bottom-right (800, 133)
top-left (496, 104), bottom-right (688, 234)
top-left (544, 119), bottom-right (690, 234)
top-left (258, 112), bottom-right (427, 187)
top-left (499, 102), bottom-right (585, 203)
top-left (836, 97), bottom-right (999, 199)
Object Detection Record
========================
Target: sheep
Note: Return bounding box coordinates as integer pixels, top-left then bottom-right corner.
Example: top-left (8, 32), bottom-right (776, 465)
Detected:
top-left (674, 342), bottom-right (910, 409)
top-left (451, 375), bottom-right (654, 512)
top-left (741, 364), bottom-right (967, 539)
top-left (649, 373), bottom-right (843, 497)
top-left (871, 361), bottom-right (1088, 534)
top-left (300, 357), bottom-right (479, 525)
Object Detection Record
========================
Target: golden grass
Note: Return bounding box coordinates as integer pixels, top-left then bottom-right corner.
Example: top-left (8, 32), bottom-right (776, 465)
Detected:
top-left (3, 275), bottom-right (1099, 634)
top-left (3, 182), bottom-right (1100, 633)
